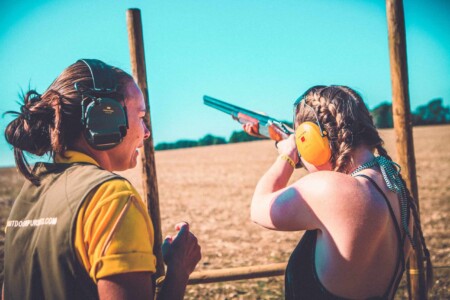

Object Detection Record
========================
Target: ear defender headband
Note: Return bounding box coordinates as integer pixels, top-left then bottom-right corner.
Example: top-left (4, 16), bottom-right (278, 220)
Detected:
top-left (293, 98), bottom-right (331, 167)
top-left (75, 59), bottom-right (128, 150)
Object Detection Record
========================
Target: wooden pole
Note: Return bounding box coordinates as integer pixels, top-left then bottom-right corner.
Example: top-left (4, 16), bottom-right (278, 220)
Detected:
top-left (385, 0), bottom-right (427, 299)
top-left (126, 8), bottom-right (165, 281)
top-left (188, 263), bottom-right (286, 285)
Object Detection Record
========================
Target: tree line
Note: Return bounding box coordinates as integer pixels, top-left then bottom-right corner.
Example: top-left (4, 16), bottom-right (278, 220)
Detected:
top-left (371, 98), bottom-right (449, 128)
top-left (156, 98), bottom-right (449, 151)
top-left (154, 129), bottom-right (267, 151)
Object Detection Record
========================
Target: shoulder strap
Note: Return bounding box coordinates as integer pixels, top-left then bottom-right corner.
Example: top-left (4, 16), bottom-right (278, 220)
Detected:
top-left (354, 174), bottom-right (406, 298)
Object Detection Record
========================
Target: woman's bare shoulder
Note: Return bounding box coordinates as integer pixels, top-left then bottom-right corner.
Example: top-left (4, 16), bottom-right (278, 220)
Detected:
top-left (293, 171), bottom-right (388, 226)
top-left (295, 171), bottom-right (361, 199)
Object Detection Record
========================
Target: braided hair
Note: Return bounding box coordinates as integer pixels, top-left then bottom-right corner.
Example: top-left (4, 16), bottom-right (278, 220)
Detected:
top-left (375, 145), bottom-right (433, 290)
top-left (294, 85), bottom-right (433, 290)
top-left (4, 60), bottom-right (133, 185)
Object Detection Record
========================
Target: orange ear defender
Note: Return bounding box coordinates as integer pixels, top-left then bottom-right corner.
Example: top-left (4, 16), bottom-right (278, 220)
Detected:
top-left (293, 97), bottom-right (331, 167)
top-left (295, 121), bottom-right (331, 166)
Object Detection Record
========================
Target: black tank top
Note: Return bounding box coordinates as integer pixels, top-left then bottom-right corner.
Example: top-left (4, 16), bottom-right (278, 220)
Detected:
top-left (285, 174), bottom-right (405, 300)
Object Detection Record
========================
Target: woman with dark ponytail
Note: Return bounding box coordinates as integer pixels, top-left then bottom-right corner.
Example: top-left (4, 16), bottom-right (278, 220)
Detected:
top-left (245, 85), bottom-right (432, 299)
top-left (3, 59), bottom-right (201, 300)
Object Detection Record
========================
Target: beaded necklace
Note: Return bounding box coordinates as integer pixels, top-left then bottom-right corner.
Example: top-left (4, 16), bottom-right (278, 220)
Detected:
top-left (351, 156), bottom-right (414, 248)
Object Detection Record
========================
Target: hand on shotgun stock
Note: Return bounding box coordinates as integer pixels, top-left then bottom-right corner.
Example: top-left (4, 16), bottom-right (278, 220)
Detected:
top-left (242, 118), bottom-right (293, 141)
top-left (244, 122), bottom-right (300, 167)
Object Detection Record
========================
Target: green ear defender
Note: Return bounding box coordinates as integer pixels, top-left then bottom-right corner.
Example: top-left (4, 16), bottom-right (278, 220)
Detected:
top-left (76, 59), bottom-right (129, 150)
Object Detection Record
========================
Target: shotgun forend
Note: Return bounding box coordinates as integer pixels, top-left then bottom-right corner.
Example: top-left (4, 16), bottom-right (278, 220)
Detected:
top-left (203, 95), bottom-right (292, 141)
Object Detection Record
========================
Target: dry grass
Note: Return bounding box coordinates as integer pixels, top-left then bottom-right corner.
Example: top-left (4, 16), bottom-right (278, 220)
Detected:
top-left (1, 125), bottom-right (449, 299)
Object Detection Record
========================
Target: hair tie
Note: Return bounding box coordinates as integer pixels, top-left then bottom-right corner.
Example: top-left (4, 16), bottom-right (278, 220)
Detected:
top-left (20, 91), bottom-right (42, 121)
top-left (29, 93), bottom-right (42, 104)
top-left (20, 104), bottom-right (31, 121)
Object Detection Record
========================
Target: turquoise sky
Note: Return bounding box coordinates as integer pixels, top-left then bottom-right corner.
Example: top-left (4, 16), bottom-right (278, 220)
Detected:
top-left (0, 0), bottom-right (449, 167)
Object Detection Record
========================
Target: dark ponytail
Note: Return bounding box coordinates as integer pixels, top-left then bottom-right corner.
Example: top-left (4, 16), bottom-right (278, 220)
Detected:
top-left (4, 90), bottom-right (54, 185)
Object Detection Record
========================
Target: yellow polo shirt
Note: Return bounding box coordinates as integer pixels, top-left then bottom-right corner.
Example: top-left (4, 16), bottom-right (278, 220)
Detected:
top-left (55, 151), bottom-right (156, 282)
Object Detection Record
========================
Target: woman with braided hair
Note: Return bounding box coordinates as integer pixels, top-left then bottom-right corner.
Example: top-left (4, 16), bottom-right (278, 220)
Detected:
top-left (3, 59), bottom-right (201, 300)
top-left (245, 85), bottom-right (432, 299)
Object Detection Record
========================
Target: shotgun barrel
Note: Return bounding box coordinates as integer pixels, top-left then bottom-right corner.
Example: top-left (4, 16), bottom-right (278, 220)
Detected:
top-left (203, 95), bottom-right (291, 137)
top-left (204, 95), bottom-right (275, 125)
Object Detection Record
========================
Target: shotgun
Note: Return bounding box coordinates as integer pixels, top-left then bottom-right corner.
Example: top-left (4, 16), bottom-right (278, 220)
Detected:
top-left (203, 95), bottom-right (292, 141)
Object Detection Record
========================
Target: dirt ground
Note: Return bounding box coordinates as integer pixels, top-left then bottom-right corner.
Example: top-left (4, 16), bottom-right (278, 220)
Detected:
top-left (1, 125), bottom-right (449, 299)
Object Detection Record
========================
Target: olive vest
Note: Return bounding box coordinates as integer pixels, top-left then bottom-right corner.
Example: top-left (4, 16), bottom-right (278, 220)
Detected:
top-left (4, 162), bottom-right (122, 300)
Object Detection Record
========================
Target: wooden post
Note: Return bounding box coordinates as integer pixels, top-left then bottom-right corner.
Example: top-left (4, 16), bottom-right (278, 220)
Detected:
top-left (188, 263), bottom-right (286, 285)
top-left (126, 8), bottom-right (165, 281)
top-left (386, 0), bottom-right (427, 299)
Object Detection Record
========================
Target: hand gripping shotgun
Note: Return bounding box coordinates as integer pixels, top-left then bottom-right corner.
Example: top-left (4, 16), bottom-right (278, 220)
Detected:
top-left (203, 95), bottom-right (292, 141)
